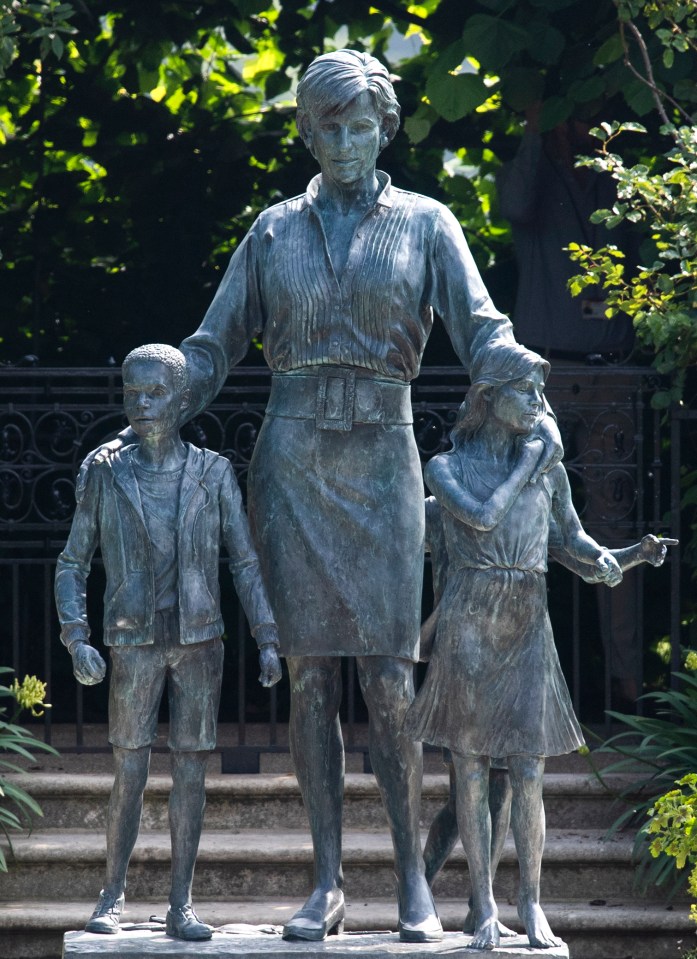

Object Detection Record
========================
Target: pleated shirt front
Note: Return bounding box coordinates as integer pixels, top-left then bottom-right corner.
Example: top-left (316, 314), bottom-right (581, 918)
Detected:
top-left (182, 171), bottom-right (512, 405)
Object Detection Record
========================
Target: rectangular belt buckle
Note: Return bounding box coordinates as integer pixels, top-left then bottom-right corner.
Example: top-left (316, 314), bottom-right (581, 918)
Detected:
top-left (316, 368), bottom-right (356, 431)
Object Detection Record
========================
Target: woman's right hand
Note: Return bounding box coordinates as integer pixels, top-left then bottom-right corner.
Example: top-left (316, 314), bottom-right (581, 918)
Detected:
top-left (83, 427), bottom-right (136, 467)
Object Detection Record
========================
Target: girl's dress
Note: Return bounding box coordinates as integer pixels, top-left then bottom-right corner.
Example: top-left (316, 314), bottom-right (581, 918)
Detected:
top-left (405, 451), bottom-right (584, 758)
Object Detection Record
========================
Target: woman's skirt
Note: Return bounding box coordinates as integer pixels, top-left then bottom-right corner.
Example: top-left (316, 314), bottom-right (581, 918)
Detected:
top-left (248, 412), bottom-right (425, 660)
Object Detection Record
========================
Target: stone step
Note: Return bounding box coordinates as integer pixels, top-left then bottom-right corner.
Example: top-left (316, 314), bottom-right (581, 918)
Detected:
top-left (1, 827), bottom-right (683, 905)
top-left (9, 771), bottom-right (639, 832)
top-left (0, 897), bottom-right (692, 959)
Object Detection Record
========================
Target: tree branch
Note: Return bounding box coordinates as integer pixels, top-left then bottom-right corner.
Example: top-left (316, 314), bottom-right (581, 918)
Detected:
top-left (619, 19), bottom-right (694, 128)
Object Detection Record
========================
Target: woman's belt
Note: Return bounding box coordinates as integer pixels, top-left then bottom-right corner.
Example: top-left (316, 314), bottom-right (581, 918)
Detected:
top-left (267, 367), bottom-right (413, 431)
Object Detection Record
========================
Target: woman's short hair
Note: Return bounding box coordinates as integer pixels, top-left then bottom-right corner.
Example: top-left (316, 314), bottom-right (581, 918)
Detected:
top-left (296, 49), bottom-right (400, 146)
top-left (122, 343), bottom-right (188, 393)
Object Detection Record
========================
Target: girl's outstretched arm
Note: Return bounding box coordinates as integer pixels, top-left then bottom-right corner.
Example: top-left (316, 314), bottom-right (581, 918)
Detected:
top-left (549, 465), bottom-right (622, 584)
top-left (425, 438), bottom-right (544, 532)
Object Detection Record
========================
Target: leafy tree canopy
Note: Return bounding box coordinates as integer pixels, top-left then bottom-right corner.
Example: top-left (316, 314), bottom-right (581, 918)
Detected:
top-left (0, 0), bottom-right (694, 370)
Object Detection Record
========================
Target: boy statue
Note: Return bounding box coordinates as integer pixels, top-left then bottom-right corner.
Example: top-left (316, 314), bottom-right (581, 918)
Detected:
top-left (55, 343), bottom-right (282, 940)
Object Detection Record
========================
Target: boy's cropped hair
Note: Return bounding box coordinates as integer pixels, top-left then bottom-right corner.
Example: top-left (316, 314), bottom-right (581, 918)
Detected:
top-left (122, 343), bottom-right (189, 391)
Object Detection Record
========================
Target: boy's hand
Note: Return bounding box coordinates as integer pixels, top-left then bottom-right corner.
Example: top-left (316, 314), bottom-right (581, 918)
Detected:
top-left (639, 534), bottom-right (678, 567)
top-left (595, 550), bottom-right (623, 587)
top-left (258, 645), bottom-right (282, 688)
top-left (70, 642), bottom-right (107, 685)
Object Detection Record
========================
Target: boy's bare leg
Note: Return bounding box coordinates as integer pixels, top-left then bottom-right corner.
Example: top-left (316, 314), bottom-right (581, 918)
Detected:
top-left (104, 745), bottom-right (151, 897)
top-left (169, 749), bottom-right (210, 908)
top-left (508, 755), bottom-right (562, 949)
top-left (451, 753), bottom-right (499, 951)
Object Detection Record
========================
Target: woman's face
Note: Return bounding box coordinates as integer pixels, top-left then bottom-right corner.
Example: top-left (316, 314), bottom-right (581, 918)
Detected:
top-left (490, 366), bottom-right (545, 435)
top-left (307, 90), bottom-right (383, 187)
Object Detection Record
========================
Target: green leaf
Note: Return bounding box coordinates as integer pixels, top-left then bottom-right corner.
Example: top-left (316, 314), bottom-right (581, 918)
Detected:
top-left (594, 33), bottom-right (625, 66)
top-left (526, 23), bottom-right (565, 66)
top-left (500, 67), bottom-right (545, 112)
top-left (569, 75), bottom-right (606, 104)
top-left (460, 13), bottom-right (529, 70)
top-left (404, 114), bottom-right (432, 145)
top-left (426, 71), bottom-right (489, 122)
top-left (539, 95), bottom-right (573, 131)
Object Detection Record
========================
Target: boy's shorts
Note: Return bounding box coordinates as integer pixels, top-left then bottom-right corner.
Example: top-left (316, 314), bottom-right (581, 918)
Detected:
top-left (108, 609), bottom-right (224, 751)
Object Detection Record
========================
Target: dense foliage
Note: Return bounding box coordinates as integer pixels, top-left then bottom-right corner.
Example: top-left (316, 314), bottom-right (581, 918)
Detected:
top-left (1, 0), bottom-right (695, 370)
top-left (568, 0), bottom-right (697, 406)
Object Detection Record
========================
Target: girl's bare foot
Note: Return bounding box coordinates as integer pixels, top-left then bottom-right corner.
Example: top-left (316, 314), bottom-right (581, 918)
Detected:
top-left (463, 906), bottom-right (517, 938)
top-left (467, 915), bottom-right (500, 951)
top-left (519, 899), bottom-right (563, 949)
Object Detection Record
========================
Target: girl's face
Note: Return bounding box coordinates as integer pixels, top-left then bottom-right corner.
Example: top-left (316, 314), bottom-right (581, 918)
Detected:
top-left (489, 366), bottom-right (545, 435)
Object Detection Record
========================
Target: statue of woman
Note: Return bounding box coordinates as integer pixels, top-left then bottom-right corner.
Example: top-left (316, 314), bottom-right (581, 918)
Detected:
top-left (99, 49), bottom-right (561, 942)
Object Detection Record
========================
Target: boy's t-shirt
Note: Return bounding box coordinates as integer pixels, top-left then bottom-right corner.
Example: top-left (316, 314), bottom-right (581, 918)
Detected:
top-left (132, 459), bottom-right (184, 612)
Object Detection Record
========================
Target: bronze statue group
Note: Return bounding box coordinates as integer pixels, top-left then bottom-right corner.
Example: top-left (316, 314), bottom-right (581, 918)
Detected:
top-left (55, 50), bottom-right (674, 951)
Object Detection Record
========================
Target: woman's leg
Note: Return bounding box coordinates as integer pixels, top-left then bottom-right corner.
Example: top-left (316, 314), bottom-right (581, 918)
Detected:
top-left (451, 752), bottom-right (499, 951)
top-left (283, 655), bottom-right (345, 940)
top-left (357, 655), bottom-right (441, 942)
top-left (508, 754), bottom-right (562, 949)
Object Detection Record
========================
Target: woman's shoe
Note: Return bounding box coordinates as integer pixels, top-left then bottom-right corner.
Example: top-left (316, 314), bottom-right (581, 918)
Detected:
top-left (282, 888), bottom-right (345, 941)
top-left (396, 876), bottom-right (443, 943)
top-left (398, 913), bottom-right (444, 943)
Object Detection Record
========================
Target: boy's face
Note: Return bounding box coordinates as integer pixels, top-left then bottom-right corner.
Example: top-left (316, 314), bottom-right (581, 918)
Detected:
top-left (490, 366), bottom-right (545, 435)
top-left (122, 359), bottom-right (188, 439)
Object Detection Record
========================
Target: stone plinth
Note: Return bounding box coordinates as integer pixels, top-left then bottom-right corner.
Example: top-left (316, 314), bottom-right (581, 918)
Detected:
top-left (63, 925), bottom-right (570, 958)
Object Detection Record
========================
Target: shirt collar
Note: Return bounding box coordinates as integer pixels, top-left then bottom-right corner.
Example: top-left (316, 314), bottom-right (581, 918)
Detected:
top-left (303, 170), bottom-right (393, 210)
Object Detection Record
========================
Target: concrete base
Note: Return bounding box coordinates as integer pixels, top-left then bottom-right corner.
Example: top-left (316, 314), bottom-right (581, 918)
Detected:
top-left (63, 926), bottom-right (570, 958)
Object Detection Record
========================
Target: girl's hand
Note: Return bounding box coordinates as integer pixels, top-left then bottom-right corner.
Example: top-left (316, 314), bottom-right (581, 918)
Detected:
top-left (639, 535), bottom-right (678, 566)
top-left (595, 550), bottom-right (623, 587)
top-left (519, 436), bottom-right (545, 469)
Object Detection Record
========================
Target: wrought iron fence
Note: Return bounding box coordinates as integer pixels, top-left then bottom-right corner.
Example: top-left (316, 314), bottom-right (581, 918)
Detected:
top-left (0, 364), bottom-right (680, 768)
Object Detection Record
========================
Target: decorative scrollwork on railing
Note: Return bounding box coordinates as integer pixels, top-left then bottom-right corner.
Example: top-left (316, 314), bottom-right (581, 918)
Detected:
top-left (413, 407), bottom-right (458, 460)
top-left (0, 366), bottom-right (659, 539)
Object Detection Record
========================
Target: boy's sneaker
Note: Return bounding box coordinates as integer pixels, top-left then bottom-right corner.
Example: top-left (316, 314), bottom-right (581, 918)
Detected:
top-left (166, 904), bottom-right (213, 941)
top-left (85, 890), bottom-right (124, 934)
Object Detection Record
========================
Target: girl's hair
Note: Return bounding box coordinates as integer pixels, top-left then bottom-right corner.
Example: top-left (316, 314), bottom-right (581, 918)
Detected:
top-left (450, 343), bottom-right (549, 446)
top-left (296, 50), bottom-right (400, 147)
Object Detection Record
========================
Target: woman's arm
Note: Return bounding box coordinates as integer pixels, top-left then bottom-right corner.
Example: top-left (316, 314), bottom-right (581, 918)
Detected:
top-left (425, 439), bottom-right (544, 532)
top-left (180, 225), bottom-right (265, 422)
